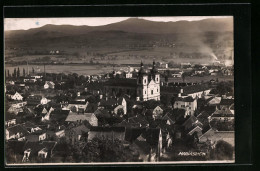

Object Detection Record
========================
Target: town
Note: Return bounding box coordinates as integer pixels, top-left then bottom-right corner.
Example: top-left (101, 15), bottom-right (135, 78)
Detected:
top-left (5, 59), bottom-right (234, 163)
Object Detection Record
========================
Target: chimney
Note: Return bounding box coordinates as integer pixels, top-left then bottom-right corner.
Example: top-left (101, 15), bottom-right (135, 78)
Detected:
top-left (106, 96), bottom-right (108, 101)
top-left (136, 97), bottom-right (140, 101)
top-left (178, 93), bottom-right (181, 97)
top-left (77, 92), bottom-right (80, 97)
top-left (180, 88), bottom-right (183, 94)
top-left (100, 94), bottom-right (103, 99)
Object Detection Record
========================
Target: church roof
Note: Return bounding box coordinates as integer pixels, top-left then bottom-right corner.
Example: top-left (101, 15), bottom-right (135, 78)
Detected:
top-left (104, 78), bottom-right (137, 87)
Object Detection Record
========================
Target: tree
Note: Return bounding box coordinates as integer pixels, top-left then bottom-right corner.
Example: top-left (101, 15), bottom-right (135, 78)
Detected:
top-left (17, 67), bottom-right (20, 77)
top-left (210, 140), bottom-right (234, 160)
top-left (215, 82), bottom-right (233, 95)
top-left (23, 68), bottom-right (26, 77)
top-left (13, 68), bottom-right (16, 77)
top-left (181, 72), bottom-right (186, 82)
top-left (82, 138), bottom-right (139, 162)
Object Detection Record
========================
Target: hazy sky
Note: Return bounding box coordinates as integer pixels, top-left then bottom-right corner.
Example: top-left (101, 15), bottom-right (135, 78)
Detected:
top-left (4, 16), bottom-right (231, 31)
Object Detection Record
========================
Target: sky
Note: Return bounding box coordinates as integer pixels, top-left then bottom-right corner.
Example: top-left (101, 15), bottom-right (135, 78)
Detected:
top-left (4, 16), bottom-right (232, 31)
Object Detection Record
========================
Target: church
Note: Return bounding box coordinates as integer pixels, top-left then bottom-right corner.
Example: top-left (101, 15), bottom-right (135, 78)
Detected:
top-left (104, 61), bottom-right (160, 101)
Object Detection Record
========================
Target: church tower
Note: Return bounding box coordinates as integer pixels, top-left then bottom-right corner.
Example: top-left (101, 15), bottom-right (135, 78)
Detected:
top-left (137, 61), bottom-right (148, 101)
top-left (137, 60), bottom-right (160, 101)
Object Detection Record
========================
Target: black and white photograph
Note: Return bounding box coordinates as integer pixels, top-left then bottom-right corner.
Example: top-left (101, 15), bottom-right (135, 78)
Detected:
top-left (4, 16), bottom-right (235, 165)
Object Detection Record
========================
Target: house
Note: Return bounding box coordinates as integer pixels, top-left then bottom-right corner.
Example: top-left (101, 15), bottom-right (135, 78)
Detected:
top-left (25, 130), bottom-right (46, 142)
top-left (24, 77), bottom-right (37, 83)
top-left (26, 95), bottom-right (49, 106)
top-left (50, 109), bottom-right (71, 123)
top-left (41, 107), bottom-right (55, 121)
top-left (45, 125), bottom-right (66, 140)
top-left (66, 101), bottom-right (88, 112)
top-left (209, 108), bottom-right (234, 122)
top-left (66, 124), bottom-right (89, 145)
top-left (6, 124), bottom-right (29, 140)
top-left (181, 84), bottom-right (211, 99)
top-left (162, 112), bottom-right (176, 125)
top-left (5, 114), bottom-right (16, 127)
top-left (7, 106), bottom-right (23, 115)
top-left (127, 115), bottom-right (149, 128)
top-left (44, 81), bottom-right (55, 89)
top-left (219, 99), bottom-right (234, 110)
top-left (10, 92), bottom-right (23, 101)
top-left (99, 97), bottom-right (127, 116)
top-left (10, 101), bottom-right (27, 109)
top-left (198, 128), bottom-right (235, 147)
top-left (65, 112), bottom-right (98, 126)
top-left (88, 126), bottom-right (126, 141)
top-left (206, 96), bottom-right (222, 106)
top-left (196, 109), bottom-right (216, 127)
top-left (6, 80), bottom-right (15, 85)
top-left (125, 71), bottom-right (133, 78)
top-left (182, 115), bottom-right (202, 131)
top-left (21, 122), bottom-right (39, 133)
top-left (174, 96), bottom-right (197, 116)
top-left (86, 81), bottom-right (104, 95)
top-left (126, 128), bottom-right (163, 162)
top-left (22, 141), bottom-right (57, 162)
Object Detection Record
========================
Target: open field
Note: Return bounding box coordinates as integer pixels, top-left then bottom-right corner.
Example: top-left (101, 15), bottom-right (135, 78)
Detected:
top-left (161, 75), bottom-right (234, 83)
top-left (5, 64), bottom-right (129, 76)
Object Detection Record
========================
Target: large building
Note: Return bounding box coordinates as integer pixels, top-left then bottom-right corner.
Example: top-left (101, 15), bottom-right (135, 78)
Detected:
top-left (104, 61), bottom-right (160, 101)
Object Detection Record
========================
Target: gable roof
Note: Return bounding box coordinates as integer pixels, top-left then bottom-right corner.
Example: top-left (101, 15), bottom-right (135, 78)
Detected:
top-left (104, 78), bottom-right (137, 87)
top-left (183, 84), bottom-right (211, 95)
top-left (128, 115), bottom-right (149, 126)
top-left (7, 124), bottom-right (29, 136)
top-left (65, 113), bottom-right (97, 122)
top-left (23, 141), bottom-right (57, 156)
top-left (71, 124), bottom-right (90, 135)
top-left (90, 126), bottom-right (125, 132)
top-left (175, 96), bottom-right (195, 102)
top-left (219, 99), bottom-right (234, 106)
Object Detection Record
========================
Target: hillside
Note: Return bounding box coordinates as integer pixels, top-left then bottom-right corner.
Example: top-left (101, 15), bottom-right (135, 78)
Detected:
top-left (4, 18), bottom-right (233, 63)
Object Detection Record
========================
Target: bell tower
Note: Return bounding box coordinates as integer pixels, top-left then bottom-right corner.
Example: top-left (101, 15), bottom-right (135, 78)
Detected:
top-left (137, 61), bottom-right (148, 101)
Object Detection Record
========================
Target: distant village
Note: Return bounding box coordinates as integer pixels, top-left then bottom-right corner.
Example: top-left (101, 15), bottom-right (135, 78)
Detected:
top-left (5, 60), bottom-right (234, 163)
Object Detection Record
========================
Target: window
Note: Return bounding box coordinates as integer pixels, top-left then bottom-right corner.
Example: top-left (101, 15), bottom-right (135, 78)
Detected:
top-left (145, 91), bottom-right (146, 94)
top-left (157, 77), bottom-right (159, 82)
top-left (144, 79), bottom-right (146, 84)
top-left (151, 90), bottom-right (153, 95)
top-left (157, 89), bottom-right (158, 92)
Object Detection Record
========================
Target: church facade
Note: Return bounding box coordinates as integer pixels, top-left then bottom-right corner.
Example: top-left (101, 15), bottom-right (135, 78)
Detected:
top-left (104, 61), bottom-right (160, 101)
top-left (136, 61), bottom-right (160, 101)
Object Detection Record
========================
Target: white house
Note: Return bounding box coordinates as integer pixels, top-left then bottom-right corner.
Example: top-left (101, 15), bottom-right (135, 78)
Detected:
top-left (126, 72), bottom-right (133, 78)
top-left (152, 106), bottom-right (164, 119)
top-left (174, 96), bottom-right (197, 116)
top-left (10, 92), bottom-right (23, 101)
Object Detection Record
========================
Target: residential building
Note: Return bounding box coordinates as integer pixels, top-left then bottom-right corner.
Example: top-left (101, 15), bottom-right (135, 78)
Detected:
top-left (174, 96), bottom-right (197, 116)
